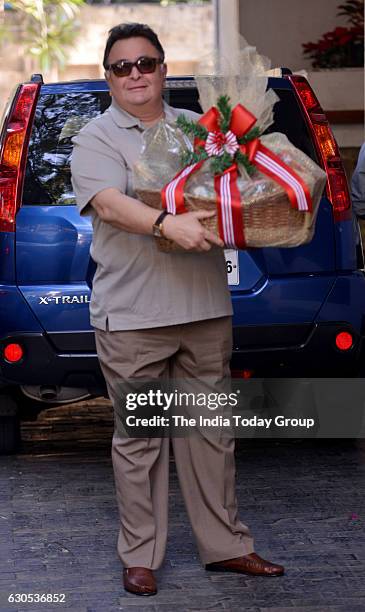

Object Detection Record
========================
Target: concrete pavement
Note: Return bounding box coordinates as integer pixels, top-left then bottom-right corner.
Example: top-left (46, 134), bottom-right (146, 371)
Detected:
top-left (0, 400), bottom-right (364, 611)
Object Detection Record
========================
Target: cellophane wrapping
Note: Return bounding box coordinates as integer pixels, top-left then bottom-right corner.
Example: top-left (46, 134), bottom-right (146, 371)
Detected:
top-left (133, 41), bottom-right (327, 252)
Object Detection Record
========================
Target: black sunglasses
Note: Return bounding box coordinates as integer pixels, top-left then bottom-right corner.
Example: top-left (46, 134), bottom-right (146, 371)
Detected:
top-left (106, 56), bottom-right (164, 77)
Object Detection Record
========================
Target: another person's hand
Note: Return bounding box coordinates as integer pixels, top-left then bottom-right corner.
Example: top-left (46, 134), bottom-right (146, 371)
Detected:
top-left (162, 210), bottom-right (224, 251)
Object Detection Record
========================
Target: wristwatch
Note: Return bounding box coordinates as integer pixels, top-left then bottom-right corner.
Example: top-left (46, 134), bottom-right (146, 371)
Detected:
top-left (152, 210), bottom-right (171, 238)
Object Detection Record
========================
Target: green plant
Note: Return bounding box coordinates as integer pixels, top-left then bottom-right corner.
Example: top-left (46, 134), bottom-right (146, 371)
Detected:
top-left (302, 0), bottom-right (364, 68)
top-left (4, 0), bottom-right (84, 73)
top-left (337, 0), bottom-right (364, 27)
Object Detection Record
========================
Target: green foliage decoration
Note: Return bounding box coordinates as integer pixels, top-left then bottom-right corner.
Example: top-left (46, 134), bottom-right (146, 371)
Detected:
top-left (181, 147), bottom-right (208, 167)
top-left (176, 114), bottom-right (208, 140)
top-left (238, 127), bottom-right (261, 144)
top-left (3, 0), bottom-right (84, 74)
top-left (216, 95), bottom-right (232, 134)
top-left (236, 150), bottom-right (256, 176)
top-left (210, 151), bottom-right (235, 175)
top-left (177, 95), bottom-right (261, 176)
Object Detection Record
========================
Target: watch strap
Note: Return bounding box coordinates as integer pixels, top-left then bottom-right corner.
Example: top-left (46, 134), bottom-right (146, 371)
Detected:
top-left (153, 210), bottom-right (171, 238)
top-left (154, 210), bottom-right (170, 227)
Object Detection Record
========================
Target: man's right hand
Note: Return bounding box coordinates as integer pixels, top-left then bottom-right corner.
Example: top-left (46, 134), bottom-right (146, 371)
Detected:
top-left (89, 188), bottom-right (224, 250)
top-left (162, 210), bottom-right (224, 251)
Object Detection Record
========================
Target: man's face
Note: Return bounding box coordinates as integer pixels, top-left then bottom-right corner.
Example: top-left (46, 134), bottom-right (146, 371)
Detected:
top-left (105, 36), bottom-right (167, 112)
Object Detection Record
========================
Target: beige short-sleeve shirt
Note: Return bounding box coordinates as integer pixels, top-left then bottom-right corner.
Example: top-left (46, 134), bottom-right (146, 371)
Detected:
top-left (70, 97), bottom-right (233, 331)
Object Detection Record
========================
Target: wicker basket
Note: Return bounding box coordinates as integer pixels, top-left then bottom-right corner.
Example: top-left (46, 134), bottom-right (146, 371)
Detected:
top-left (137, 188), bottom-right (315, 253)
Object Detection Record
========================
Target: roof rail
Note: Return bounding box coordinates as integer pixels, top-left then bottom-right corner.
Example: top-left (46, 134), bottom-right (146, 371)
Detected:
top-left (265, 67), bottom-right (293, 77)
top-left (31, 74), bottom-right (44, 84)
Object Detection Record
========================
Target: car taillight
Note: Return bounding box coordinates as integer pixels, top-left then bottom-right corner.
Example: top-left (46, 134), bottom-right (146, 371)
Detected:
top-left (0, 83), bottom-right (40, 232)
top-left (286, 75), bottom-right (351, 222)
top-left (3, 343), bottom-right (24, 363)
top-left (231, 369), bottom-right (254, 379)
top-left (335, 331), bottom-right (354, 351)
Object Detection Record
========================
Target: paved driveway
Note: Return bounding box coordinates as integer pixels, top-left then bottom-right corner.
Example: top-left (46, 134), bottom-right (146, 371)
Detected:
top-left (0, 400), bottom-right (365, 611)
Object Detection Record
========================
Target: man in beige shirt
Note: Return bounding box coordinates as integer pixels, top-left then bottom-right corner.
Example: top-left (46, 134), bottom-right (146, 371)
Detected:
top-left (71, 22), bottom-right (284, 596)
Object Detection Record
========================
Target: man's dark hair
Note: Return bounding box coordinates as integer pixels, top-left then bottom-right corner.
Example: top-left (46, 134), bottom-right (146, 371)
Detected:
top-left (103, 23), bottom-right (165, 69)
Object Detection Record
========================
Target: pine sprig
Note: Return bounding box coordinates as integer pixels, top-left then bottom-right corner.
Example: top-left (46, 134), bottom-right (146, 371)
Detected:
top-left (210, 151), bottom-right (234, 175)
top-left (181, 148), bottom-right (209, 166)
top-left (238, 126), bottom-right (261, 144)
top-left (176, 114), bottom-right (208, 140)
top-left (236, 150), bottom-right (256, 176)
top-left (217, 95), bottom-right (232, 133)
top-left (176, 100), bottom-right (259, 178)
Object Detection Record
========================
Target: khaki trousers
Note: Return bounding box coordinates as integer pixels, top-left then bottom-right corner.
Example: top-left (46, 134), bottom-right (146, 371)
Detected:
top-left (95, 316), bottom-right (254, 569)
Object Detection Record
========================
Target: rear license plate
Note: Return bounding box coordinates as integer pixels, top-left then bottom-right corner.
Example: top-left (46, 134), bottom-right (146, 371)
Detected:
top-left (224, 250), bottom-right (239, 286)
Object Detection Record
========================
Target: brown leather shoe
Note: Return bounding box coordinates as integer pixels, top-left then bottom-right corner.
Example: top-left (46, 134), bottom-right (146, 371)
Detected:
top-left (206, 553), bottom-right (284, 577)
top-left (123, 567), bottom-right (157, 596)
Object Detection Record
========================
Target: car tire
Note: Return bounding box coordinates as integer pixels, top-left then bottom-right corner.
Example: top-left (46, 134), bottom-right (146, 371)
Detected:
top-left (0, 394), bottom-right (20, 454)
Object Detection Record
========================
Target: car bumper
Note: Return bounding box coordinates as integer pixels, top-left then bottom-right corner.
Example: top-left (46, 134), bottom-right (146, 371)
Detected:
top-left (0, 322), bottom-right (363, 391)
top-left (0, 332), bottom-right (104, 392)
top-left (231, 321), bottom-right (363, 376)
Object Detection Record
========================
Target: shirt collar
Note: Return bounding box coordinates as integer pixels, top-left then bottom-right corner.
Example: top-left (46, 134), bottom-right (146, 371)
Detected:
top-left (109, 97), bottom-right (143, 128)
top-left (109, 97), bottom-right (178, 129)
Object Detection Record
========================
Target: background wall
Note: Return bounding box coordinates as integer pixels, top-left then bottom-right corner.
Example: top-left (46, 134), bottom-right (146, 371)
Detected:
top-left (63, 3), bottom-right (214, 79)
top-left (0, 3), bottom-right (214, 109)
top-left (0, 1), bottom-right (362, 173)
top-left (237, 0), bottom-right (363, 165)
top-left (239, 0), bottom-right (345, 71)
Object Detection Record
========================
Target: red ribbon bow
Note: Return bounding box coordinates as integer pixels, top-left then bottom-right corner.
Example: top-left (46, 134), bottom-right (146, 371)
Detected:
top-left (195, 103), bottom-right (259, 161)
top-left (162, 104), bottom-right (313, 250)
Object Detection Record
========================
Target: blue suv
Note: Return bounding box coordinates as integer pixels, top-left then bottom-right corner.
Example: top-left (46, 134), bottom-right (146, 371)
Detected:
top-left (0, 71), bottom-right (364, 452)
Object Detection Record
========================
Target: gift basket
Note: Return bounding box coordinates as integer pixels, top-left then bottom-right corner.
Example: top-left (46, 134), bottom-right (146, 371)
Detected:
top-left (133, 42), bottom-right (327, 252)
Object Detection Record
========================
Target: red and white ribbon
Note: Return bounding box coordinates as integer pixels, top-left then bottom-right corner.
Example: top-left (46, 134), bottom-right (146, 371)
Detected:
top-left (253, 144), bottom-right (312, 212)
top-left (205, 130), bottom-right (239, 157)
top-left (162, 161), bottom-right (204, 215)
top-left (214, 167), bottom-right (246, 249)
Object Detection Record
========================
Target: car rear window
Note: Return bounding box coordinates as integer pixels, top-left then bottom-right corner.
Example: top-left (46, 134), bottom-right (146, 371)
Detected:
top-left (22, 85), bottom-right (318, 206)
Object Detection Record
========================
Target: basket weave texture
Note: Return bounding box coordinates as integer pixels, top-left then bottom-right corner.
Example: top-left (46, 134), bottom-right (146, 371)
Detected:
top-left (137, 188), bottom-right (315, 253)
